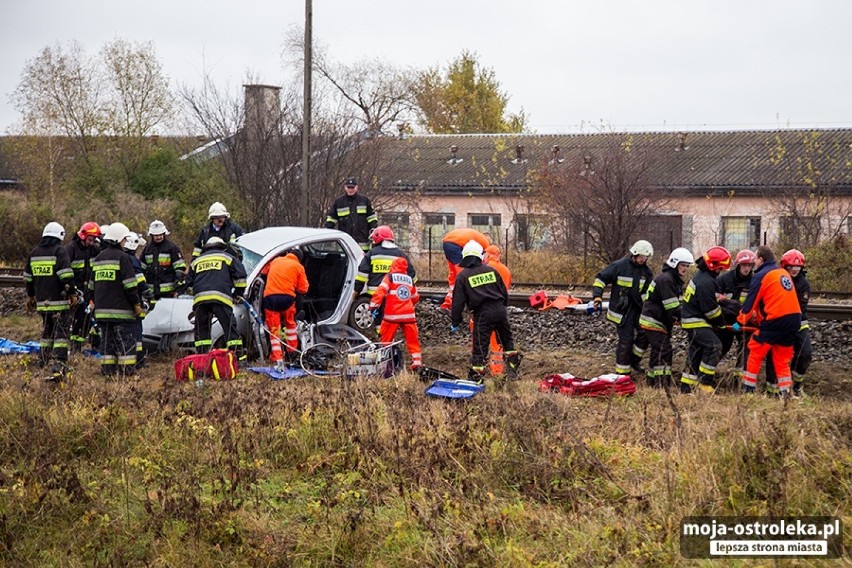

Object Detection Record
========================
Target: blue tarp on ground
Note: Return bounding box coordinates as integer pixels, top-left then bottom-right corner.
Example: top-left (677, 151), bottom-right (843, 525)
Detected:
top-left (0, 338), bottom-right (41, 354)
top-left (248, 366), bottom-right (312, 380)
top-left (425, 379), bottom-right (486, 399)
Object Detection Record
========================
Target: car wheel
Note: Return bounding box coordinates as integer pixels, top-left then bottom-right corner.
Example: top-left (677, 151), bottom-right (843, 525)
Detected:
top-left (349, 296), bottom-right (375, 334)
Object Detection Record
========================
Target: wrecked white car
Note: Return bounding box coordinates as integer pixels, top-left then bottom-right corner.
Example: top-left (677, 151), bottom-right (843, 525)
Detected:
top-left (142, 227), bottom-right (374, 355)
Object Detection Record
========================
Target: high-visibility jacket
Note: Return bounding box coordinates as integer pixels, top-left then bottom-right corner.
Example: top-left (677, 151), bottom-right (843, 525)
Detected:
top-left (24, 237), bottom-right (75, 312)
top-left (442, 228), bottom-right (490, 249)
top-left (324, 193), bottom-right (378, 249)
top-left (355, 241), bottom-right (415, 295)
top-left (370, 257), bottom-right (419, 323)
top-left (187, 247), bottom-right (247, 307)
top-left (639, 265), bottom-right (684, 334)
top-left (90, 244), bottom-right (140, 322)
top-left (63, 235), bottom-right (100, 301)
top-left (592, 256), bottom-right (653, 325)
top-left (681, 259), bottom-right (725, 329)
top-left (738, 261), bottom-right (801, 345)
top-left (262, 253), bottom-right (309, 297)
top-left (142, 239), bottom-right (186, 297)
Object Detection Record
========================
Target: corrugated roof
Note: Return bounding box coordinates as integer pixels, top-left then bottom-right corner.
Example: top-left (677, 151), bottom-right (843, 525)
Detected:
top-left (374, 129), bottom-right (852, 194)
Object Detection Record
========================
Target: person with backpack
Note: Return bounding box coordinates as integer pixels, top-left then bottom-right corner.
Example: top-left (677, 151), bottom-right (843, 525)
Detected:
top-left (369, 256), bottom-right (423, 372)
top-left (639, 247), bottom-right (694, 388)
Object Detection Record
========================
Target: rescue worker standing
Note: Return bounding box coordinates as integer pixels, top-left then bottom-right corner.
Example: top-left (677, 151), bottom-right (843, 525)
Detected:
top-left (680, 246), bottom-right (731, 393)
top-left (592, 240), bottom-right (654, 377)
top-left (142, 220), bottom-right (186, 300)
top-left (64, 221), bottom-right (101, 353)
top-left (738, 246), bottom-right (802, 395)
top-left (369, 256), bottom-right (423, 371)
top-left (123, 232), bottom-right (153, 369)
top-left (261, 249), bottom-right (309, 364)
top-left (451, 240), bottom-right (521, 381)
top-left (481, 244), bottom-right (512, 375)
top-left (187, 236), bottom-right (247, 357)
top-left (192, 202), bottom-right (244, 258)
top-left (24, 222), bottom-right (75, 380)
top-left (439, 228), bottom-right (491, 312)
top-left (639, 247), bottom-right (694, 388)
top-left (715, 249), bottom-right (756, 377)
top-left (764, 249), bottom-right (812, 396)
top-left (354, 226), bottom-right (416, 329)
top-left (89, 223), bottom-right (142, 377)
top-left (324, 177), bottom-right (378, 252)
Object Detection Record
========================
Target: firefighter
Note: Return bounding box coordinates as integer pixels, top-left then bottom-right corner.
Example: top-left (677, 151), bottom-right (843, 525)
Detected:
top-left (680, 246), bottom-right (731, 393)
top-left (24, 222), bottom-right (75, 380)
top-left (592, 240), bottom-right (654, 377)
top-left (192, 202), bottom-right (244, 258)
top-left (324, 177), bottom-right (379, 252)
top-left (737, 246), bottom-right (802, 395)
top-left (715, 249), bottom-right (756, 377)
top-left (639, 247), bottom-right (694, 388)
top-left (354, 226), bottom-right (416, 330)
top-left (439, 228), bottom-right (491, 312)
top-left (261, 248), bottom-right (309, 364)
top-left (186, 236), bottom-right (247, 357)
top-left (369, 256), bottom-right (422, 371)
top-left (64, 221), bottom-right (101, 353)
top-left (450, 240), bottom-right (521, 382)
top-left (89, 223), bottom-right (142, 377)
top-left (142, 220), bottom-right (186, 300)
top-left (123, 232), bottom-right (153, 369)
top-left (480, 244), bottom-right (512, 375)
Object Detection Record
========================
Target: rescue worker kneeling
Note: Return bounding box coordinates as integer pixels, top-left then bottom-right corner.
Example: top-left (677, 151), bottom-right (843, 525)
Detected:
top-left (369, 256), bottom-right (422, 371)
top-left (261, 248), bottom-right (309, 364)
top-left (186, 237), bottom-right (248, 358)
top-left (450, 240), bottom-right (521, 381)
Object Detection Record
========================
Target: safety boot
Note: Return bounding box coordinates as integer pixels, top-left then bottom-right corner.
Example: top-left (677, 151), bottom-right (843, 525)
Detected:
top-left (467, 366), bottom-right (487, 384)
top-left (505, 351), bottom-right (522, 380)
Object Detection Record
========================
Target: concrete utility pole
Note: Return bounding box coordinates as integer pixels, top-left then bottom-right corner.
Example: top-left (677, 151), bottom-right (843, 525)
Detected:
top-left (300, 0), bottom-right (313, 226)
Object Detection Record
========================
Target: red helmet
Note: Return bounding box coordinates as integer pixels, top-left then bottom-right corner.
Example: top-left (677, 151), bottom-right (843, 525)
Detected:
top-left (703, 246), bottom-right (732, 271)
top-left (735, 249), bottom-right (757, 266)
top-left (781, 249), bottom-right (805, 268)
top-left (77, 221), bottom-right (101, 240)
top-left (370, 225), bottom-right (395, 244)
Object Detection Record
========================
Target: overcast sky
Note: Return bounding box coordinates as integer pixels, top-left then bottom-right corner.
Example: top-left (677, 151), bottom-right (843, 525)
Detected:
top-left (2, 0), bottom-right (851, 134)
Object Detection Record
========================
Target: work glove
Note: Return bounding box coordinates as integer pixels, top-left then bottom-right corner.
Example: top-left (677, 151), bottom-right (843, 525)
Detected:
top-left (88, 300), bottom-right (95, 313)
top-left (26, 296), bottom-right (36, 311)
top-left (133, 304), bottom-right (144, 318)
top-left (731, 322), bottom-right (741, 332)
top-left (449, 324), bottom-right (460, 333)
top-left (351, 290), bottom-right (360, 301)
top-left (233, 295), bottom-right (245, 304)
top-left (593, 297), bottom-right (602, 311)
top-left (68, 294), bottom-right (79, 308)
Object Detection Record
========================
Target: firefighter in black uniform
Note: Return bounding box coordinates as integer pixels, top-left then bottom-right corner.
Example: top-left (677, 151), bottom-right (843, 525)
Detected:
top-left (680, 246), bottom-right (731, 393)
top-left (142, 219), bottom-right (186, 300)
top-left (639, 247), bottom-right (694, 388)
top-left (450, 240), bottom-right (521, 381)
top-left (324, 177), bottom-right (378, 252)
top-left (123, 232), bottom-right (153, 369)
top-left (64, 221), bottom-right (101, 353)
top-left (89, 223), bottom-right (142, 377)
top-left (24, 222), bottom-right (76, 380)
top-left (192, 202), bottom-right (244, 258)
top-left (715, 249), bottom-right (756, 377)
top-left (187, 236), bottom-right (248, 357)
top-left (592, 240), bottom-right (655, 377)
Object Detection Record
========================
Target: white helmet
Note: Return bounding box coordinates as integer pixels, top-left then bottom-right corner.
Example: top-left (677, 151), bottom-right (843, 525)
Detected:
top-left (123, 232), bottom-right (142, 252)
top-left (666, 247), bottom-right (695, 269)
top-left (629, 239), bottom-right (654, 257)
top-left (42, 222), bottom-right (65, 240)
top-left (148, 220), bottom-right (169, 236)
top-left (103, 222), bottom-right (131, 244)
top-left (208, 202), bottom-right (229, 218)
top-left (203, 236), bottom-right (227, 249)
top-left (462, 240), bottom-right (484, 260)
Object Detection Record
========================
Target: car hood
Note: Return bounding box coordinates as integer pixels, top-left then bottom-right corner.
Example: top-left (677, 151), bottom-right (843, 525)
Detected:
top-left (144, 298), bottom-right (195, 334)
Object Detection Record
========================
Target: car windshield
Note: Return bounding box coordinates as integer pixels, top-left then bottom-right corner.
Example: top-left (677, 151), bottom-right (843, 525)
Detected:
top-left (237, 245), bottom-right (263, 275)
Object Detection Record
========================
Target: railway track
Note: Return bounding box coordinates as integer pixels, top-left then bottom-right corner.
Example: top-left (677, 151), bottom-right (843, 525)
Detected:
top-left (2, 270), bottom-right (850, 320)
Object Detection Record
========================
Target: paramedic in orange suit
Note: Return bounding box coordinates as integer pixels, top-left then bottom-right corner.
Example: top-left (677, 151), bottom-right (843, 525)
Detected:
top-left (369, 257), bottom-right (422, 371)
top-left (737, 246), bottom-right (801, 395)
top-left (439, 228), bottom-right (490, 311)
top-left (261, 249), bottom-right (309, 361)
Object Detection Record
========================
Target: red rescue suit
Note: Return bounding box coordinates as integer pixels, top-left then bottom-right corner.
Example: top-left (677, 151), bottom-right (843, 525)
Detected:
top-left (370, 257), bottom-right (422, 369)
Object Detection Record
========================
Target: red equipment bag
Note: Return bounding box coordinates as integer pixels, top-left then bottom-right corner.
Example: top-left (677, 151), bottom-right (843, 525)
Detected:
top-left (174, 349), bottom-right (238, 381)
top-left (539, 372), bottom-right (635, 397)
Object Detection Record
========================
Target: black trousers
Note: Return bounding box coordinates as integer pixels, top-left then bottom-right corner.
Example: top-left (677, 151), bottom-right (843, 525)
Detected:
top-left (39, 310), bottom-right (71, 367)
top-left (99, 321), bottom-right (137, 376)
top-left (68, 302), bottom-right (93, 351)
top-left (684, 327), bottom-right (722, 385)
top-left (717, 328), bottom-right (750, 369)
top-left (615, 310), bottom-right (648, 374)
top-left (470, 301), bottom-right (514, 369)
top-left (194, 301), bottom-right (243, 354)
top-left (645, 328), bottom-right (673, 386)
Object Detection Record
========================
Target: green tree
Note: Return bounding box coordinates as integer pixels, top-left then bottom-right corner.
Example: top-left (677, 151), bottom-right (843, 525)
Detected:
top-left (415, 51), bottom-right (527, 134)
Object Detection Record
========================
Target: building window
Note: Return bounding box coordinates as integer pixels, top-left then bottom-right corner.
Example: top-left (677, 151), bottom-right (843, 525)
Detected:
top-left (721, 216), bottom-right (761, 250)
top-left (383, 212), bottom-right (410, 248)
top-left (423, 213), bottom-right (455, 251)
top-left (514, 214), bottom-right (551, 250)
top-left (779, 216), bottom-right (819, 248)
top-left (469, 213), bottom-right (502, 244)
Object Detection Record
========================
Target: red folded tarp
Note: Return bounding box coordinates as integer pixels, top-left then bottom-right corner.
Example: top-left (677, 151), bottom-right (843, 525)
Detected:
top-left (539, 372), bottom-right (636, 397)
